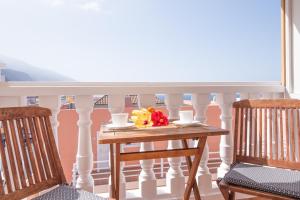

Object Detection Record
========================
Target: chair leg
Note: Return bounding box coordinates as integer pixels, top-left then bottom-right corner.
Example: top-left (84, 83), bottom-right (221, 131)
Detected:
top-left (229, 191), bottom-right (235, 200)
top-left (217, 178), bottom-right (230, 200)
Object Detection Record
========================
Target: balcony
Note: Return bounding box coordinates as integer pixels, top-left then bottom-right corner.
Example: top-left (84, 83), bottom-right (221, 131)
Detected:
top-left (0, 81), bottom-right (285, 199)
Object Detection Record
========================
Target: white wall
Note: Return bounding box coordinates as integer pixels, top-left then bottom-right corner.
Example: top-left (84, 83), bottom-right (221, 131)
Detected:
top-left (286, 0), bottom-right (300, 97)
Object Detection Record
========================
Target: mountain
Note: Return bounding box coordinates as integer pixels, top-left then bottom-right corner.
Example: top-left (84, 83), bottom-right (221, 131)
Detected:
top-left (0, 55), bottom-right (74, 81)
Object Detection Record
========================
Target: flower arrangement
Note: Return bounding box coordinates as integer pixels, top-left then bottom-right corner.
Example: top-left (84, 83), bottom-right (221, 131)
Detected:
top-left (131, 107), bottom-right (169, 128)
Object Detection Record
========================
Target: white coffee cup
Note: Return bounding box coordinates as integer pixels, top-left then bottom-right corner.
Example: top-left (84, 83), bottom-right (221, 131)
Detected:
top-left (111, 113), bottom-right (128, 127)
top-left (179, 110), bottom-right (194, 123)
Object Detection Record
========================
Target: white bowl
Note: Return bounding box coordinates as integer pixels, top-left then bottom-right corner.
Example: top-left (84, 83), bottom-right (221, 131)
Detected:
top-left (179, 110), bottom-right (194, 123)
top-left (111, 113), bottom-right (128, 127)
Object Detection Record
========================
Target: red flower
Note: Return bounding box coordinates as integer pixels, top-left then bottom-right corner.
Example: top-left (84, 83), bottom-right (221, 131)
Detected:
top-left (151, 111), bottom-right (169, 126)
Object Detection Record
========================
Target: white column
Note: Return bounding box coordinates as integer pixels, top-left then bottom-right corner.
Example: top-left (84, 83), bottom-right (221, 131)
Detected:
top-left (39, 96), bottom-right (60, 147)
top-left (108, 94), bottom-right (126, 199)
top-left (192, 93), bottom-right (212, 193)
top-left (75, 95), bottom-right (94, 192)
top-left (216, 93), bottom-right (236, 178)
top-left (138, 94), bottom-right (157, 199)
top-left (165, 94), bottom-right (185, 197)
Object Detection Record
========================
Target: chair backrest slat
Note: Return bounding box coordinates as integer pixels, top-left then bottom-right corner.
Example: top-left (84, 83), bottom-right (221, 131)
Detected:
top-left (0, 107), bottom-right (66, 199)
top-left (2, 120), bottom-right (20, 191)
top-left (15, 118), bottom-right (34, 186)
top-left (233, 99), bottom-right (300, 170)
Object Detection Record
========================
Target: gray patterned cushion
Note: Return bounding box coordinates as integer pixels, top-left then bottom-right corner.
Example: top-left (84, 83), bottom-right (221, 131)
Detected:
top-left (223, 163), bottom-right (300, 199)
top-left (32, 185), bottom-right (108, 200)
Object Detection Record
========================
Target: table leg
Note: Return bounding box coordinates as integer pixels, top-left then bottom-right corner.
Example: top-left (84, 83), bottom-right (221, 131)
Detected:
top-left (181, 139), bottom-right (201, 200)
top-left (184, 136), bottom-right (207, 200)
top-left (115, 143), bottom-right (121, 200)
top-left (110, 144), bottom-right (115, 198)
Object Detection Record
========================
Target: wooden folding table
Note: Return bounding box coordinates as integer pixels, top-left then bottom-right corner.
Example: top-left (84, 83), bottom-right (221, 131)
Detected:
top-left (98, 124), bottom-right (228, 200)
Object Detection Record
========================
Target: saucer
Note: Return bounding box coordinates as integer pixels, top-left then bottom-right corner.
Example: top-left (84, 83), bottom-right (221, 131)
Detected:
top-left (172, 120), bottom-right (201, 126)
top-left (105, 123), bottom-right (135, 130)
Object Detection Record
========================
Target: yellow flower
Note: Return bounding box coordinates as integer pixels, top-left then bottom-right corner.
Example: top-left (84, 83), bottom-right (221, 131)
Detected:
top-left (131, 109), bottom-right (152, 128)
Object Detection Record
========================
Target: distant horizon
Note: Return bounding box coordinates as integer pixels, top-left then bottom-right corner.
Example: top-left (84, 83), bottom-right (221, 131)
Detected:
top-left (0, 0), bottom-right (281, 82)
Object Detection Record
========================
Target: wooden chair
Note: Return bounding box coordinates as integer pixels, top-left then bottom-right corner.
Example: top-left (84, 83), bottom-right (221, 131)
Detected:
top-left (217, 99), bottom-right (300, 200)
top-left (0, 107), bottom-right (106, 200)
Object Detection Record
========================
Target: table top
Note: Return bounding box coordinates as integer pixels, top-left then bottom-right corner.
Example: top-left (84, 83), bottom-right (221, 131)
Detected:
top-left (98, 124), bottom-right (229, 144)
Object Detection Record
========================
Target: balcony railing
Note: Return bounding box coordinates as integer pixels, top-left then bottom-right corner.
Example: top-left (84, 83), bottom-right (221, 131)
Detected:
top-left (0, 81), bottom-right (285, 199)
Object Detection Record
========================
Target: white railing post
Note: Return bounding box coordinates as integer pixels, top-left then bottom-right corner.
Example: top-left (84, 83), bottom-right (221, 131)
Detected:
top-left (192, 93), bottom-right (212, 193)
top-left (39, 96), bottom-right (60, 147)
top-left (75, 95), bottom-right (94, 192)
top-left (216, 93), bottom-right (236, 178)
top-left (165, 94), bottom-right (185, 197)
top-left (108, 94), bottom-right (126, 200)
top-left (138, 94), bottom-right (157, 199)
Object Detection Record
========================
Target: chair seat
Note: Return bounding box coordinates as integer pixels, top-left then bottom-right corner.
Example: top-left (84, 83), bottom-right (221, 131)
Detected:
top-left (32, 185), bottom-right (108, 200)
top-left (223, 163), bottom-right (300, 199)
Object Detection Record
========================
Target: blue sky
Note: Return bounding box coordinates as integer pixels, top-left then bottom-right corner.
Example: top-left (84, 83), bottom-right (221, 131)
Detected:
top-left (0, 0), bottom-right (281, 82)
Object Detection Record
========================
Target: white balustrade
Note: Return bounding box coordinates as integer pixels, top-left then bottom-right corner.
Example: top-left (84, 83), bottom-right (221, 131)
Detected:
top-left (165, 94), bottom-right (185, 197)
top-left (108, 94), bottom-right (126, 200)
top-left (192, 93), bottom-right (212, 193)
top-left (0, 82), bottom-right (285, 199)
top-left (138, 94), bottom-right (157, 199)
top-left (216, 93), bottom-right (236, 178)
top-left (75, 95), bottom-right (94, 192)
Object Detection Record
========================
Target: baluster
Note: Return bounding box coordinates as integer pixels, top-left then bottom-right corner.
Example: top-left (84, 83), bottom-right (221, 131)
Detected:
top-left (192, 93), bottom-right (212, 193)
top-left (138, 94), bottom-right (157, 199)
top-left (216, 93), bottom-right (236, 177)
top-left (108, 94), bottom-right (126, 199)
top-left (75, 95), bottom-right (94, 192)
top-left (39, 96), bottom-right (60, 147)
top-left (165, 94), bottom-right (185, 197)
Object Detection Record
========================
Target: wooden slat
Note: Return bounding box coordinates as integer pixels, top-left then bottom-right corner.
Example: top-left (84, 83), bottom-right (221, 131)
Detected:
top-left (115, 143), bottom-right (120, 200)
top-left (21, 118), bottom-right (40, 183)
top-left (280, 108), bottom-right (284, 160)
top-left (264, 108), bottom-right (267, 158)
top-left (243, 108), bottom-right (248, 157)
top-left (120, 148), bottom-right (200, 161)
top-left (249, 108), bottom-right (253, 157)
top-left (290, 109), bottom-right (296, 161)
top-left (274, 108), bottom-right (279, 160)
top-left (298, 109), bottom-right (300, 161)
top-left (28, 117), bottom-right (46, 181)
top-left (8, 119), bottom-right (27, 188)
top-left (269, 108), bottom-right (273, 160)
top-left (33, 117), bottom-right (51, 179)
top-left (15, 119), bottom-right (33, 185)
top-left (285, 108), bottom-right (290, 161)
top-left (0, 107), bottom-right (51, 121)
top-left (0, 122), bottom-right (12, 193)
top-left (259, 108), bottom-right (263, 158)
top-left (2, 120), bottom-right (20, 190)
top-left (254, 108), bottom-right (258, 157)
top-left (38, 116), bottom-right (57, 178)
top-left (239, 108), bottom-right (244, 156)
top-left (110, 144), bottom-right (115, 198)
top-left (233, 108), bottom-right (240, 160)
